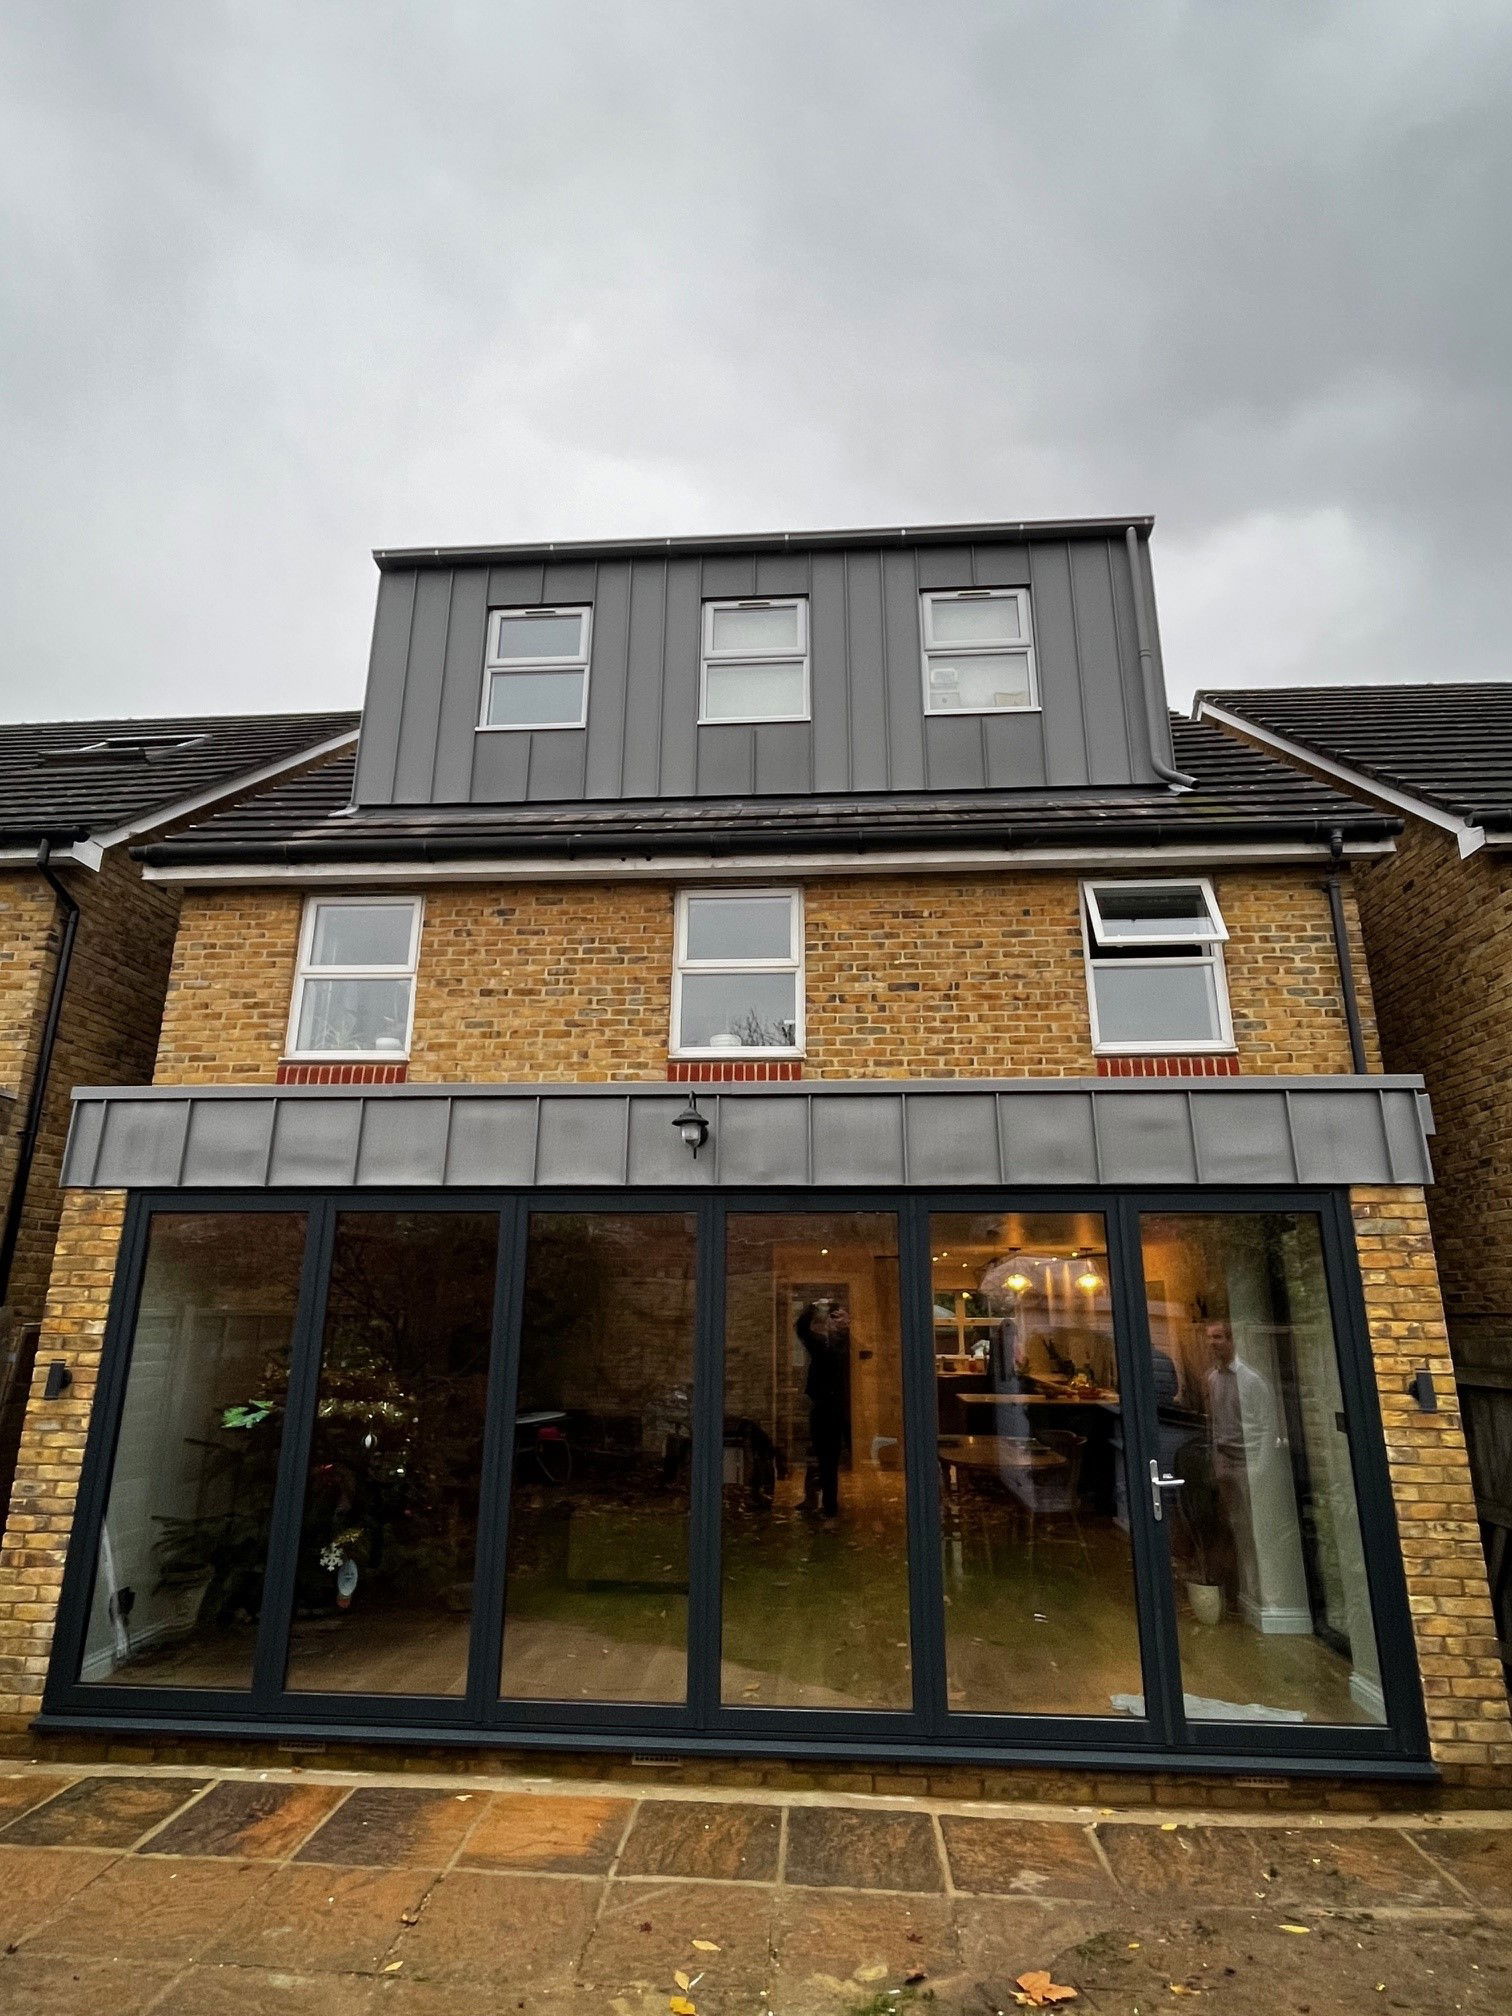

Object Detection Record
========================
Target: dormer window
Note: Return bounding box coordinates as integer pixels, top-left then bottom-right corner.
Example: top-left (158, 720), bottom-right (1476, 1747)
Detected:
top-left (920, 588), bottom-right (1037, 714)
top-left (481, 606), bottom-right (592, 730)
top-left (700, 598), bottom-right (810, 724)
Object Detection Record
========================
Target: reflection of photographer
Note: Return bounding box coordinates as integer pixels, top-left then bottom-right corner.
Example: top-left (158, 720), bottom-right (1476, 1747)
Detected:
top-left (796, 1299), bottom-right (850, 1517)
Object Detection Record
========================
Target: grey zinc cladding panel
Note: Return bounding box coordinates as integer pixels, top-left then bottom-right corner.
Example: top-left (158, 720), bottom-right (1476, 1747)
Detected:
top-left (65, 1079), bottom-right (1434, 1193)
top-left (351, 528), bottom-right (1167, 810)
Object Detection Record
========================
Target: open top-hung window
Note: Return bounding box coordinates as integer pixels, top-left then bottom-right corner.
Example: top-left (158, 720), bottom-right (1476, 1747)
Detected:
top-left (920, 587), bottom-right (1037, 714)
top-left (482, 605), bottom-right (592, 729)
top-left (1082, 879), bottom-right (1233, 1052)
top-left (288, 896), bottom-right (422, 1059)
top-left (700, 598), bottom-right (809, 723)
top-left (673, 890), bottom-right (803, 1054)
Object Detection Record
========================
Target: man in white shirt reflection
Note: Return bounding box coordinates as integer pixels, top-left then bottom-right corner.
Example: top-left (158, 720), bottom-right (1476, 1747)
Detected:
top-left (1203, 1318), bottom-right (1279, 1610)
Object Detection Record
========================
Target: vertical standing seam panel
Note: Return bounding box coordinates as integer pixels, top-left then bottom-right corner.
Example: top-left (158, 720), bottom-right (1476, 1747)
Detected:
top-left (430, 568), bottom-right (491, 801)
top-left (392, 570), bottom-right (454, 802)
top-left (351, 570), bottom-right (418, 806)
top-left (584, 560), bottom-right (629, 801)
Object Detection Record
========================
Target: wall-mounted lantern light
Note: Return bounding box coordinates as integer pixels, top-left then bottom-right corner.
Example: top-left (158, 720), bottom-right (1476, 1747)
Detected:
top-left (1407, 1368), bottom-right (1438, 1412)
top-left (672, 1092), bottom-right (710, 1159)
top-left (43, 1360), bottom-right (72, 1400)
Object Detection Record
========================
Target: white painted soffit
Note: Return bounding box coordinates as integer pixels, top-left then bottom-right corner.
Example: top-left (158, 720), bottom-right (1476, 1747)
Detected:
top-left (141, 835), bottom-right (1396, 887)
top-left (1196, 700), bottom-right (1498, 860)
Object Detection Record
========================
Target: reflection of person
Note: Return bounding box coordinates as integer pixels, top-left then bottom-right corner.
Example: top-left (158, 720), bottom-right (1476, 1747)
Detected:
top-left (1203, 1318), bottom-right (1279, 1604)
top-left (796, 1300), bottom-right (850, 1517)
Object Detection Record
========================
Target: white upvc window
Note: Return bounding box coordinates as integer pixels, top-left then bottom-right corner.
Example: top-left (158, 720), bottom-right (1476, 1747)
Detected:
top-left (699, 597), bottom-right (810, 724)
top-left (480, 605), bottom-right (592, 730)
top-left (1081, 879), bottom-right (1234, 1053)
top-left (920, 587), bottom-right (1038, 714)
top-left (287, 896), bottom-right (423, 1060)
top-left (671, 889), bottom-right (804, 1056)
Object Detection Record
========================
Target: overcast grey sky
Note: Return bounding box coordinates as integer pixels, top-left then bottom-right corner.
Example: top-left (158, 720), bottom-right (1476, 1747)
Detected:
top-left (2, 2), bottom-right (1508, 721)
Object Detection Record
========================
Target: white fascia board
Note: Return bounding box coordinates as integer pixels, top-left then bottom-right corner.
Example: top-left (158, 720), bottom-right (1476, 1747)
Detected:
top-left (1195, 701), bottom-right (1492, 858)
top-left (0, 839), bottom-right (105, 871)
top-left (87, 728), bottom-right (360, 852)
top-left (143, 836), bottom-right (1397, 888)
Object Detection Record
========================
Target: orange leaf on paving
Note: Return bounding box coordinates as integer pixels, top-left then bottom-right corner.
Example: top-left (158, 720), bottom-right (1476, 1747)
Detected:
top-left (669, 2000), bottom-right (696, 2016)
top-left (1013, 1970), bottom-right (1079, 2006)
top-left (691, 1940), bottom-right (720, 1952)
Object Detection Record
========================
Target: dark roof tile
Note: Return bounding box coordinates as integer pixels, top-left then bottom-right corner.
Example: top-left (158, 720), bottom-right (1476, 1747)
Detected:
top-left (140, 715), bottom-right (1394, 865)
top-left (0, 711), bottom-right (359, 846)
top-left (1199, 684), bottom-right (1512, 829)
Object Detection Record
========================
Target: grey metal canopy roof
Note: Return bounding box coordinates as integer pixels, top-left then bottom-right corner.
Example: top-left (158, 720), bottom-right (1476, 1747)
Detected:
top-left (0, 710), bottom-right (359, 849)
top-left (137, 717), bottom-right (1396, 868)
top-left (1197, 683), bottom-right (1512, 833)
top-left (63, 1076), bottom-right (1434, 1193)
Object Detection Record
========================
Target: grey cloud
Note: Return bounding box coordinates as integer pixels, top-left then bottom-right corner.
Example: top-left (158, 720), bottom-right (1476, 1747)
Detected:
top-left (1, 1), bottom-right (1507, 719)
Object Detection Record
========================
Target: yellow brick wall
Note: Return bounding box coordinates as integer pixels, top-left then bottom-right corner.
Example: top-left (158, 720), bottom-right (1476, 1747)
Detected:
top-left (1350, 1186), bottom-right (1512, 1786)
top-left (0, 1189), bottom-right (127, 1726)
top-left (1349, 819), bottom-right (1512, 1359)
top-left (154, 866), bottom-right (1380, 1084)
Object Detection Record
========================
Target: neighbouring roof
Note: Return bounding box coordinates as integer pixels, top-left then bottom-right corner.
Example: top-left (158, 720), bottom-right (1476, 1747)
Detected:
top-left (138, 715), bottom-right (1398, 868)
top-left (1197, 684), bottom-right (1512, 836)
top-left (0, 711), bottom-right (360, 851)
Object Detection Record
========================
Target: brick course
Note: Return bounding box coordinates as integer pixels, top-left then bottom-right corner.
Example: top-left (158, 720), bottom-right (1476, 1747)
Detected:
top-left (1350, 1185), bottom-right (1512, 1785)
top-left (154, 867), bottom-right (1380, 1085)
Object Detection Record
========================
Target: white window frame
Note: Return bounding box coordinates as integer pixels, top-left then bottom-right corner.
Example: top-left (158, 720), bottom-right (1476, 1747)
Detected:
top-left (478, 604), bottom-right (593, 732)
top-left (919, 587), bottom-right (1039, 716)
top-left (698, 597), bottom-right (811, 725)
top-left (1080, 877), bottom-right (1234, 1055)
top-left (285, 894), bottom-right (424, 1062)
top-left (670, 887), bottom-right (805, 1057)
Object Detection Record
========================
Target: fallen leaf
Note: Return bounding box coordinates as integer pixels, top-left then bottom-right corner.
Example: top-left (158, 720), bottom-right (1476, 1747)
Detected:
top-left (383, 1961), bottom-right (404, 1974)
top-left (856, 1963), bottom-right (889, 1983)
top-left (905, 1970), bottom-right (928, 1986)
top-left (1279, 1924), bottom-right (1311, 1935)
top-left (669, 2000), bottom-right (696, 2016)
top-left (1169, 1987), bottom-right (1201, 1996)
top-left (1128, 1942), bottom-right (1142, 1950)
top-left (1014, 1970), bottom-right (1079, 2006)
top-left (691, 1940), bottom-right (720, 1953)
top-left (1160, 1822), bottom-right (1179, 1832)
top-left (674, 1972), bottom-right (692, 1991)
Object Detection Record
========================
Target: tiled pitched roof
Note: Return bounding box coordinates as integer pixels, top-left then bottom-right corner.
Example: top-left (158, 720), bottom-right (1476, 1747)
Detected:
top-left (0, 711), bottom-right (359, 847)
top-left (1198, 684), bottom-right (1512, 831)
top-left (139, 715), bottom-right (1396, 866)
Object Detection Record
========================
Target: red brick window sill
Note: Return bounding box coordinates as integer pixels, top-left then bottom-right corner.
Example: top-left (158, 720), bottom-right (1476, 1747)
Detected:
top-left (668, 1059), bottom-right (803, 1083)
top-left (277, 1060), bottom-right (410, 1085)
top-left (1095, 1054), bottom-right (1240, 1078)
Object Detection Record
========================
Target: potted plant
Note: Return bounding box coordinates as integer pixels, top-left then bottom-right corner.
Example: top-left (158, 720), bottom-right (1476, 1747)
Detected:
top-left (1173, 1431), bottom-right (1226, 1625)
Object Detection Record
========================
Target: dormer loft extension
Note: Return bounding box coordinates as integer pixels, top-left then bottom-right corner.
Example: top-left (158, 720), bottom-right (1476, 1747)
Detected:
top-left (351, 517), bottom-right (1195, 810)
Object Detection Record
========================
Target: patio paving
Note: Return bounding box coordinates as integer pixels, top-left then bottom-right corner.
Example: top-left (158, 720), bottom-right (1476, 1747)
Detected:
top-left (0, 1762), bottom-right (1509, 2012)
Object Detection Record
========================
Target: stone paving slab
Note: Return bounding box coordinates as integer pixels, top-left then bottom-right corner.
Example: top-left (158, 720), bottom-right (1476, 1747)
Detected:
top-left (0, 1765), bottom-right (1510, 2012)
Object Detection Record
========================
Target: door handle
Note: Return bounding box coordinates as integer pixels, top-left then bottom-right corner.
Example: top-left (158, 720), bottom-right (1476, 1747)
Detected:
top-left (1149, 1458), bottom-right (1186, 1521)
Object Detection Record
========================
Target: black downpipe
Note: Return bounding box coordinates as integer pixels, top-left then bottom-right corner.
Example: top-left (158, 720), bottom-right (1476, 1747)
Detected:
top-left (0, 842), bottom-right (81, 1305)
top-left (1325, 827), bottom-right (1369, 1075)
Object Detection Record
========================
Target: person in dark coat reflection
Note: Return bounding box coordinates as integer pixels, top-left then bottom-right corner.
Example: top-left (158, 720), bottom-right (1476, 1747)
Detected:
top-left (796, 1300), bottom-right (850, 1516)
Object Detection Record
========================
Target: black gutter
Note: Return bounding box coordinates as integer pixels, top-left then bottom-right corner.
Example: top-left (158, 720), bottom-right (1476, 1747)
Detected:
top-left (1326, 828), bottom-right (1369, 1075)
top-left (0, 843), bottom-right (81, 1305)
top-left (138, 809), bottom-right (1401, 871)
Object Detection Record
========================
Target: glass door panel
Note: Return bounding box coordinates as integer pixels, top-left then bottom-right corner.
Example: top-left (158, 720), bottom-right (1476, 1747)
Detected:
top-left (1138, 1212), bottom-right (1386, 1726)
top-left (721, 1212), bottom-right (911, 1709)
top-left (499, 1212), bottom-right (697, 1704)
top-left (284, 1213), bottom-right (498, 1696)
top-left (79, 1212), bottom-right (309, 1691)
top-left (930, 1212), bottom-right (1146, 1717)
